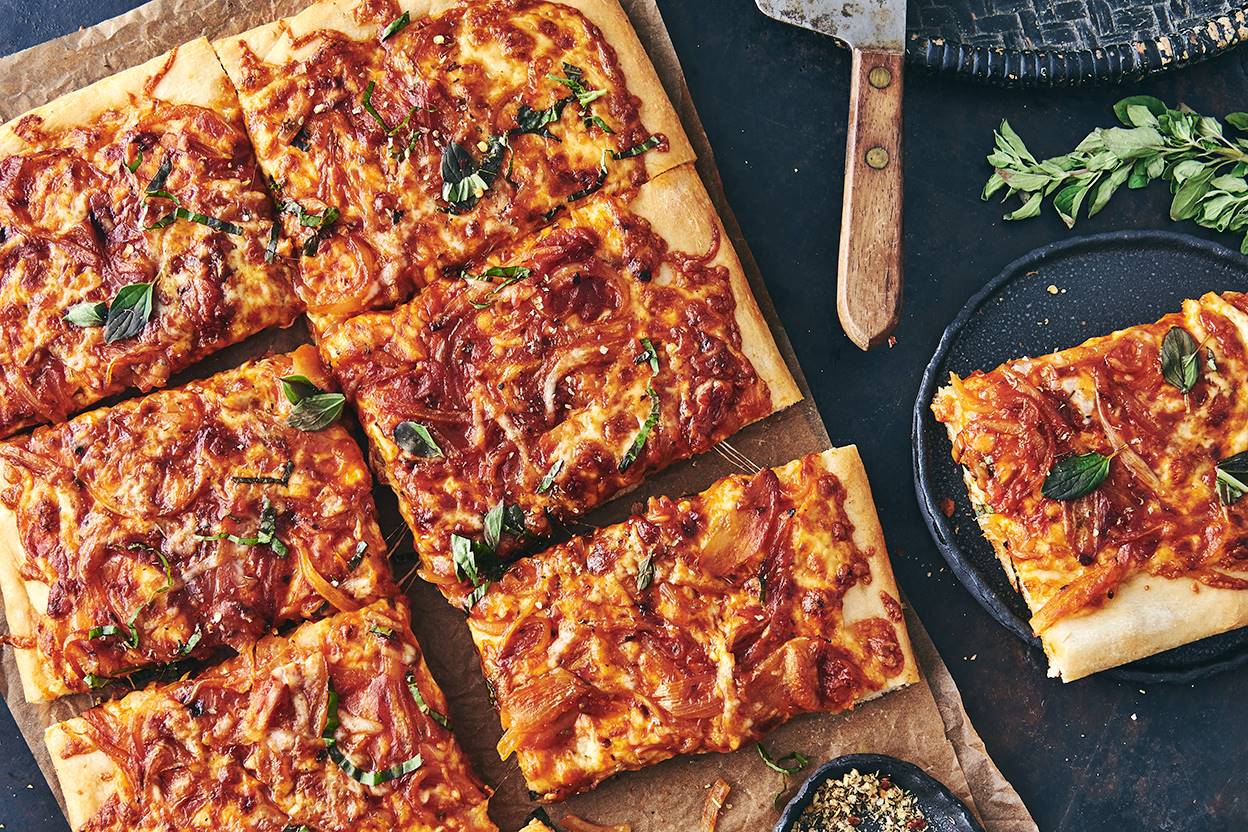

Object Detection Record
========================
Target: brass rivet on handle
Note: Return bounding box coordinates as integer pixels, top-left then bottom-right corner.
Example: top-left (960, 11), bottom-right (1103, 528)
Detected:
top-left (865, 146), bottom-right (889, 169)
top-left (868, 66), bottom-right (892, 89)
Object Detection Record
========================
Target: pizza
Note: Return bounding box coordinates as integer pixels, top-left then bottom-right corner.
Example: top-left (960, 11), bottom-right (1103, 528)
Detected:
top-left (0, 37), bottom-right (300, 439)
top-left (0, 346), bottom-right (396, 702)
top-left (45, 599), bottom-right (496, 832)
top-left (214, 0), bottom-right (694, 333)
top-left (320, 164), bottom-right (800, 606)
top-left (932, 291), bottom-right (1248, 681)
top-left (467, 448), bottom-right (918, 801)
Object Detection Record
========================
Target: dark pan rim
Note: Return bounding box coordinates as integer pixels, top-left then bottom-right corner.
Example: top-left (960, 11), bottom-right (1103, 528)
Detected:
top-left (911, 229), bottom-right (1248, 684)
top-left (905, 5), bottom-right (1248, 87)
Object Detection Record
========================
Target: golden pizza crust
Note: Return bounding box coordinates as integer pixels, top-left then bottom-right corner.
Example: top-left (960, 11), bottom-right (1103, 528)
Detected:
top-left (45, 718), bottom-right (120, 831)
top-left (1042, 569), bottom-right (1248, 682)
top-left (631, 164), bottom-right (801, 411)
top-left (0, 37), bottom-right (233, 153)
top-left (0, 505), bottom-right (65, 702)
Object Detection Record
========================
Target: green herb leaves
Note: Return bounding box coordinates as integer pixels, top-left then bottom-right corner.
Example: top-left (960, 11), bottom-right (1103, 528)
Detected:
top-left (324, 681), bottom-right (423, 786)
top-left (143, 155), bottom-right (242, 235)
top-left (362, 80), bottom-right (418, 137)
top-left (537, 459), bottom-right (563, 494)
top-left (88, 545), bottom-right (175, 651)
top-left (379, 11), bottom-right (409, 40)
top-left (1215, 452), bottom-right (1248, 505)
top-left (1159, 326), bottom-right (1203, 392)
top-left (280, 374), bottom-right (346, 432)
top-left (102, 282), bottom-right (156, 343)
top-left (635, 337), bottom-right (660, 374)
top-left (406, 671), bottom-right (451, 728)
top-left (619, 337), bottom-right (661, 472)
top-left (199, 496), bottom-right (289, 557)
top-left (294, 204), bottom-right (340, 256)
top-left (613, 135), bottom-right (662, 159)
top-left (463, 265), bottom-right (531, 308)
top-left (451, 501), bottom-right (526, 608)
top-left (513, 98), bottom-right (572, 140)
top-left (1042, 452), bottom-right (1113, 501)
top-left (985, 97), bottom-right (1248, 252)
top-left (635, 554), bottom-right (655, 592)
top-left (64, 300), bottom-right (107, 328)
top-left (758, 742), bottom-right (810, 809)
top-left (232, 460), bottom-right (295, 487)
top-left (440, 137), bottom-right (508, 213)
top-left (394, 421), bottom-right (443, 458)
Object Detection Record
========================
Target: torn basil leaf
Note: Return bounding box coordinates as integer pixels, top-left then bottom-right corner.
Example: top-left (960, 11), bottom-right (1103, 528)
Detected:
top-left (380, 10), bottom-right (409, 40)
top-left (148, 206), bottom-right (243, 235)
top-left (483, 501), bottom-right (506, 551)
top-left (199, 496), bottom-right (288, 557)
top-left (406, 671), bottom-right (451, 728)
top-left (394, 421), bottom-right (444, 457)
top-left (546, 63), bottom-right (611, 133)
top-left (618, 385), bottom-right (659, 472)
top-left (463, 265), bottom-right (531, 308)
top-left (232, 460), bottom-right (295, 486)
top-left (362, 81), bottom-right (417, 136)
top-left (323, 681), bottom-right (423, 786)
top-left (567, 150), bottom-right (609, 202)
top-left (440, 136), bottom-right (508, 213)
top-left (299, 205), bottom-right (339, 229)
top-left (104, 282), bottom-right (155, 343)
top-left (280, 375), bottom-right (346, 432)
top-left (451, 533), bottom-right (481, 585)
top-left (279, 374), bottom-right (319, 404)
top-left (65, 300), bottom-right (108, 328)
top-left (613, 135), bottom-right (662, 159)
top-left (757, 742), bottom-right (809, 775)
top-left (177, 628), bottom-right (203, 657)
top-left (125, 146), bottom-right (143, 174)
top-left (1216, 451), bottom-right (1248, 505)
top-left (635, 554), bottom-right (655, 592)
top-left (635, 337), bottom-right (660, 375)
top-left (144, 154), bottom-right (172, 196)
top-left (368, 625), bottom-right (395, 639)
top-left (1159, 326), bottom-right (1202, 392)
top-left (88, 623), bottom-right (139, 649)
top-left (1041, 452), bottom-right (1113, 501)
top-left (512, 98), bottom-right (571, 140)
top-left (537, 459), bottom-right (562, 494)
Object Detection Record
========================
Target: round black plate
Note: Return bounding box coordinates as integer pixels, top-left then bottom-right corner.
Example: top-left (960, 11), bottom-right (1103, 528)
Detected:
top-left (775, 753), bottom-right (985, 832)
top-left (912, 230), bottom-right (1248, 684)
top-left (905, 0), bottom-right (1248, 86)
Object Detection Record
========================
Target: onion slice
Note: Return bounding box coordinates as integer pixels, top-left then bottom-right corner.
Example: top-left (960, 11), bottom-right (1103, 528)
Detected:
top-left (561, 815), bottom-right (631, 832)
top-left (299, 550), bottom-right (361, 612)
top-left (701, 778), bottom-right (731, 832)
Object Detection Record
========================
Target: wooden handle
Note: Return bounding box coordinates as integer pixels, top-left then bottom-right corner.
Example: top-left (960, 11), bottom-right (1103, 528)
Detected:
top-left (837, 48), bottom-right (904, 351)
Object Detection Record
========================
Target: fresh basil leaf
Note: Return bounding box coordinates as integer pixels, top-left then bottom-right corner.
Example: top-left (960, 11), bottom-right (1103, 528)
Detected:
top-left (83, 673), bottom-right (111, 689)
top-left (465, 580), bottom-right (491, 608)
top-left (635, 554), bottom-right (655, 592)
top-left (232, 460), bottom-right (295, 486)
top-left (635, 337), bottom-right (660, 374)
top-left (65, 300), bottom-right (107, 328)
top-left (322, 680), bottom-right (425, 785)
top-left (1041, 452), bottom-right (1113, 501)
top-left (618, 385), bottom-right (659, 472)
top-left (1159, 326), bottom-right (1202, 392)
top-left (537, 459), bottom-right (562, 494)
top-left (757, 742), bottom-right (809, 775)
top-left (1215, 451), bottom-right (1248, 505)
top-left (394, 421), bottom-right (443, 457)
top-left (200, 497), bottom-right (287, 557)
top-left (380, 10), bottom-right (409, 40)
top-left (483, 501), bottom-right (505, 551)
top-left (362, 81), bottom-right (414, 136)
top-left (124, 146), bottom-right (143, 173)
top-left (512, 98), bottom-right (571, 140)
top-left (568, 150), bottom-right (609, 203)
top-left (613, 135), bottom-right (661, 160)
top-left (440, 137), bottom-right (508, 213)
top-left (144, 154), bottom-right (172, 195)
top-left (406, 671), bottom-right (450, 728)
top-left (104, 282), bottom-right (155, 343)
top-left (462, 265), bottom-right (531, 307)
top-left (177, 628), bottom-right (203, 656)
top-left (289, 393), bottom-right (346, 432)
top-left (279, 374), bottom-right (320, 404)
top-left (299, 205), bottom-right (339, 228)
top-left (451, 533), bottom-right (480, 585)
top-left (88, 623), bottom-right (138, 649)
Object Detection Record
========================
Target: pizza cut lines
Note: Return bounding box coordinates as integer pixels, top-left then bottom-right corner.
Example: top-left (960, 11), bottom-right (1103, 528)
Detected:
top-left (0, 36), bottom-right (300, 439)
top-left (45, 599), bottom-right (496, 832)
top-left (320, 163), bottom-right (800, 606)
top-left (0, 346), bottom-right (396, 702)
top-left (932, 291), bottom-right (1248, 681)
top-left (467, 447), bottom-right (918, 801)
top-left (214, 0), bottom-right (694, 333)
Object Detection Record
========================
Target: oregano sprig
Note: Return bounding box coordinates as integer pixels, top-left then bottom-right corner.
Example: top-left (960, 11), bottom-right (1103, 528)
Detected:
top-left (984, 97), bottom-right (1248, 253)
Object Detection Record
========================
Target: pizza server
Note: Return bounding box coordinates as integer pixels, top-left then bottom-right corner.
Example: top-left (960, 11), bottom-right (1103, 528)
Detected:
top-left (755, 0), bottom-right (905, 351)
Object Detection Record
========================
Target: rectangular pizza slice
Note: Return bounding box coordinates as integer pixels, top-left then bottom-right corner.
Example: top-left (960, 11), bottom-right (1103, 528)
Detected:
top-left (45, 599), bottom-right (496, 832)
top-left (0, 37), bottom-right (300, 438)
top-left (214, 0), bottom-right (694, 333)
top-left (932, 291), bottom-right (1248, 681)
top-left (0, 346), bottom-right (395, 702)
top-left (320, 163), bottom-right (801, 606)
top-left (466, 447), bottom-right (918, 801)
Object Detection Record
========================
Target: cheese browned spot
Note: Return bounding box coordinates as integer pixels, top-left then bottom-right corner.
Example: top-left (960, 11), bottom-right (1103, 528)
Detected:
top-left (214, 0), bottom-right (694, 333)
top-left (0, 37), bottom-right (300, 439)
top-left (47, 600), bottom-right (496, 832)
top-left (932, 291), bottom-right (1248, 680)
top-left (0, 347), bottom-right (395, 702)
top-left (467, 448), bottom-right (917, 801)
top-left (320, 165), bottom-right (799, 606)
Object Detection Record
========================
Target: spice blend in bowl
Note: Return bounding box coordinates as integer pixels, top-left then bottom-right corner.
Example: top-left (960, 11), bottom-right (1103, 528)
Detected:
top-left (794, 769), bottom-right (928, 832)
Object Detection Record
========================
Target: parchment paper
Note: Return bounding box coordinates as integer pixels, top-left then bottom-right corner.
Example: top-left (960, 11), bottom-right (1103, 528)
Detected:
top-left (0, 2), bottom-right (1037, 830)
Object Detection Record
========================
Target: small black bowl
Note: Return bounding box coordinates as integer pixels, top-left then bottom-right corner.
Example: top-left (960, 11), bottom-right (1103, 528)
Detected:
top-left (775, 753), bottom-right (985, 832)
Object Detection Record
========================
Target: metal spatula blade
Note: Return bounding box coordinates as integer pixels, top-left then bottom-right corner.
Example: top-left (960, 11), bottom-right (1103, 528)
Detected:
top-left (755, 0), bottom-right (905, 51)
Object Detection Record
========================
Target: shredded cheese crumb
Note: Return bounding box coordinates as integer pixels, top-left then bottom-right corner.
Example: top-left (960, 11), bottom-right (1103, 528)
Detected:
top-left (433, 34), bottom-right (446, 44)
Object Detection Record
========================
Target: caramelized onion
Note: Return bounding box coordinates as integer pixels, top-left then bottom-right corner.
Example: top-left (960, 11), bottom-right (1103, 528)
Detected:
top-left (299, 550), bottom-right (361, 612)
top-left (1092, 389), bottom-right (1164, 496)
top-left (497, 668), bottom-right (587, 759)
top-left (701, 778), bottom-right (731, 832)
top-left (699, 469), bottom-right (779, 577)
top-left (1031, 549), bottom-right (1131, 633)
top-left (652, 673), bottom-right (721, 720)
top-left (561, 815), bottom-right (631, 832)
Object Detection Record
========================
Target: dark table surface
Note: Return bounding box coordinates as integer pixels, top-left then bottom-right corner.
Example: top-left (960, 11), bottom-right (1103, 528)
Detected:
top-left (2, 2), bottom-right (1248, 831)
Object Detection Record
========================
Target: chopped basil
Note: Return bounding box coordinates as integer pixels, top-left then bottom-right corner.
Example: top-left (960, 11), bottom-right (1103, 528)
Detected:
top-left (346, 541), bottom-right (368, 573)
top-left (177, 628), bottom-right (203, 657)
top-left (512, 98), bottom-right (572, 140)
top-left (466, 581), bottom-right (491, 608)
top-left (618, 385), bottom-right (659, 472)
top-left (362, 81), bottom-right (418, 137)
top-left (483, 501), bottom-right (507, 551)
top-left (1041, 452), bottom-right (1113, 501)
top-left (635, 554), bottom-right (655, 592)
top-left (380, 10), bottom-right (410, 40)
top-left (144, 154), bottom-right (172, 196)
top-left (103, 282), bottom-right (155, 343)
top-left (148, 206), bottom-right (243, 235)
top-left (451, 533), bottom-right (482, 586)
top-left (613, 135), bottom-right (662, 159)
top-left (83, 673), bottom-right (111, 689)
top-left (368, 625), bottom-right (395, 639)
top-left (635, 337), bottom-right (660, 375)
top-left (283, 826), bottom-right (312, 832)
top-left (757, 742), bottom-right (809, 775)
top-left (279, 374), bottom-right (346, 432)
top-left (88, 623), bottom-right (139, 649)
top-left (536, 459), bottom-right (562, 494)
top-left (1159, 326), bottom-right (1202, 392)
top-left (546, 63), bottom-right (612, 133)
top-left (232, 460), bottom-right (295, 486)
top-left (199, 496), bottom-right (288, 557)
top-left (394, 421), bottom-right (443, 457)
top-left (567, 149), bottom-right (609, 202)
top-left (323, 681), bottom-right (423, 785)
top-left (463, 265), bottom-right (531, 308)
top-left (291, 125), bottom-right (311, 151)
top-left (64, 300), bottom-right (107, 328)
top-left (440, 136), bottom-right (508, 213)
top-left (265, 221), bottom-right (280, 263)
top-left (124, 146), bottom-right (143, 173)
top-left (406, 671), bottom-right (450, 728)
top-left (299, 205), bottom-right (339, 228)
top-left (1216, 451), bottom-right (1248, 505)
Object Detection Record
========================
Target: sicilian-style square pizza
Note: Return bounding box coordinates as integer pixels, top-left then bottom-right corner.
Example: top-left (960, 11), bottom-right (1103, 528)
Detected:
top-left (320, 164), bottom-right (801, 606)
top-left (0, 37), bottom-right (300, 439)
top-left (466, 448), bottom-right (918, 800)
top-left (932, 291), bottom-right (1248, 681)
top-left (214, 0), bottom-right (694, 333)
top-left (0, 346), bottom-right (394, 702)
top-left (45, 599), bottom-right (496, 832)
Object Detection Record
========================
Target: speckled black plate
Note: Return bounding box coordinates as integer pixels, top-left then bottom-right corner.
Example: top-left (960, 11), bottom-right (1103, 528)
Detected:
top-left (906, 0), bottom-right (1248, 86)
top-left (775, 754), bottom-right (985, 832)
top-left (912, 230), bottom-right (1248, 684)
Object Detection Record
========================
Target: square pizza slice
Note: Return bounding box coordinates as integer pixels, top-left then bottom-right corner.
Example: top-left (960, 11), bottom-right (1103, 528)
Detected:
top-left (320, 163), bottom-right (801, 606)
top-left (45, 599), bottom-right (496, 832)
top-left (0, 37), bottom-right (300, 438)
top-left (467, 447), bottom-right (919, 801)
top-left (214, 0), bottom-right (694, 333)
top-left (932, 291), bottom-right (1248, 681)
top-left (0, 346), bottom-right (395, 702)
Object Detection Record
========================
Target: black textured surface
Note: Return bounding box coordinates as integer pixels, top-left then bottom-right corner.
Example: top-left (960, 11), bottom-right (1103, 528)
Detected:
top-left (913, 231), bottom-right (1248, 683)
top-left (2, 3), bottom-right (1248, 832)
top-left (776, 754), bottom-right (985, 832)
